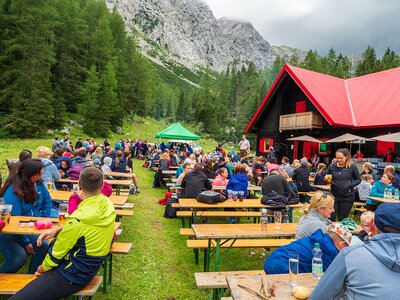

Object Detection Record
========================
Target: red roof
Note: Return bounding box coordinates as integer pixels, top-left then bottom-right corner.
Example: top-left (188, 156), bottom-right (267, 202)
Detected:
top-left (246, 65), bottom-right (400, 132)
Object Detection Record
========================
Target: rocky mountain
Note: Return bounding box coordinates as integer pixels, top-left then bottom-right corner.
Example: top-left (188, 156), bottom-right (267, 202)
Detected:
top-left (105, 0), bottom-right (304, 71)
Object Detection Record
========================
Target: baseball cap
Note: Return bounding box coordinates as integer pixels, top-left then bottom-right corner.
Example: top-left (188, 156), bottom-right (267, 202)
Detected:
top-left (374, 203), bottom-right (400, 233)
top-left (327, 223), bottom-right (352, 245)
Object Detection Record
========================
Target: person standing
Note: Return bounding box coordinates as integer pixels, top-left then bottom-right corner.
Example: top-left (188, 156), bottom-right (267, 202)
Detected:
top-left (326, 148), bottom-right (361, 221)
top-left (238, 135), bottom-right (250, 159)
top-left (383, 148), bottom-right (397, 163)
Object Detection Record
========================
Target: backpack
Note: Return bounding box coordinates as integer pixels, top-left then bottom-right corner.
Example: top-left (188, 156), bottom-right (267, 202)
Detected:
top-left (69, 166), bottom-right (83, 180)
top-left (196, 191), bottom-right (226, 204)
top-left (164, 197), bottom-right (178, 218)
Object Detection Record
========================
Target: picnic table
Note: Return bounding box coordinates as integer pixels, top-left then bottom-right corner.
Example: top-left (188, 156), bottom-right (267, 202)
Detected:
top-left (178, 198), bottom-right (304, 223)
top-left (368, 196), bottom-right (400, 204)
top-left (1, 216), bottom-right (120, 235)
top-left (227, 273), bottom-right (316, 300)
top-left (50, 190), bottom-right (128, 206)
top-left (311, 184), bottom-right (331, 191)
top-left (161, 170), bottom-right (176, 176)
top-left (56, 179), bottom-right (132, 195)
top-left (192, 223), bottom-right (297, 271)
top-left (103, 171), bottom-right (134, 178)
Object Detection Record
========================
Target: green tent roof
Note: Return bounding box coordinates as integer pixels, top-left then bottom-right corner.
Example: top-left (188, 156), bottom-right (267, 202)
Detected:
top-left (155, 122), bottom-right (200, 140)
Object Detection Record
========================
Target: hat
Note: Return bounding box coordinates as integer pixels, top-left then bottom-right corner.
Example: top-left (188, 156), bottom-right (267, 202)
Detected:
top-left (374, 203), bottom-right (400, 233)
top-left (327, 223), bottom-right (352, 245)
top-left (300, 158), bottom-right (308, 166)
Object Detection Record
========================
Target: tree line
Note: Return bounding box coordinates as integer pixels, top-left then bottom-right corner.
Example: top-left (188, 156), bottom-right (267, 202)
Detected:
top-left (1, 0), bottom-right (399, 140)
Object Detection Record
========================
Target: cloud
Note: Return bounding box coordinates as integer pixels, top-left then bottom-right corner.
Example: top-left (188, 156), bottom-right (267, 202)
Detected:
top-left (204, 0), bottom-right (400, 56)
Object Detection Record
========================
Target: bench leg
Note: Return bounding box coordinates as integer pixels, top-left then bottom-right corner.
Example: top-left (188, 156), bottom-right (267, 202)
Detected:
top-left (204, 242), bottom-right (211, 272)
top-left (194, 248), bottom-right (199, 264)
top-left (102, 253), bottom-right (113, 293)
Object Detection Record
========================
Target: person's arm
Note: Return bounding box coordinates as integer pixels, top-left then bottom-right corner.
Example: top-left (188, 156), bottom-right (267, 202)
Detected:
top-left (369, 182), bottom-right (383, 198)
top-left (292, 169), bottom-right (297, 180)
top-left (50, 163), bottom-right (61, 181)
top-left (40, 219), bottom-right (82, 272)
top-left (39, 185), bottom-right (53, 217)
top-left (349, 165), bottom-right (361, 188)
top-left (309, 251), bottom-right (348, 300)
top-left (205, 176), bottom-right (213, 190)
top-left (181, 176), bottom-right (187, 188)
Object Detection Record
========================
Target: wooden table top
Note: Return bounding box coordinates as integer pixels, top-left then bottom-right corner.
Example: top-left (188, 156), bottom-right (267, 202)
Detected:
top-left (0, 216), bottom-right (120, 235)
top-left (50, 190), bottom-right (128, 206)
top-left (311, 184), bottom-right (331, 190)
top-left (57, 179), bottom-right (132, 186)
top-left (369, 196), bottom-right (400, 204)
top-left (192, 223), bottom-right (297, 239)
top-left (178, 198), bottom-right (304, 210)
top-left (227, 273), bottom-right (316, 300)
top-left (213, 186), bottom-right (262, 191)
top-left (161, 170), bottom-right (177, 175)
top-left (103, 171), bottom-right (134, 178)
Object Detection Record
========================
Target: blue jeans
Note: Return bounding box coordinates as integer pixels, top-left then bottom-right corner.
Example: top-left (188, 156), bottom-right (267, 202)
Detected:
top-left (0, 234), bottom-right (49, 274)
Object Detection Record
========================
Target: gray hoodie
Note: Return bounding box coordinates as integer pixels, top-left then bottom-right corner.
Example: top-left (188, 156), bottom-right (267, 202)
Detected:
top-left (310, 234), bottom-right (400, 300)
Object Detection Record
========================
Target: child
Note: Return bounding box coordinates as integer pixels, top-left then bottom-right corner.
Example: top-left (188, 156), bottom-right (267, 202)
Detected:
top-left (357, 174), bottom-right (373, 202)
top-left (366, 173), bottom-right (395, 211)
top-left (357, 211), bottom-right (376, 241)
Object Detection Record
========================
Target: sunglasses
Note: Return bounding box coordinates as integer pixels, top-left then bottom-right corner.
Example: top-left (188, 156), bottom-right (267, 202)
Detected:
top-left (316, 191), bottom-right (333, 203)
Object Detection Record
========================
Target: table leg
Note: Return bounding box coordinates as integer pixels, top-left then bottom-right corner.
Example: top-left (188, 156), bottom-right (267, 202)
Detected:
top-left (289, 208), bottom-right (293, 223)
top-left (204, 239), bottom-right (211, 272)
top-left (214, 239), bottom-right (221, 271)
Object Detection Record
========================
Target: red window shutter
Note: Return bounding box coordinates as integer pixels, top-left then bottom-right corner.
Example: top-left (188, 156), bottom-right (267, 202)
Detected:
top-left (295, 101), bottom-right (307, 113)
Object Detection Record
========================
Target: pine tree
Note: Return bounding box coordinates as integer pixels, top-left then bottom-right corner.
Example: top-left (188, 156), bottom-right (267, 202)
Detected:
top-left (355, 46), bottom-right (380, 76)
top-left (380, 47), bottom-right (400, 71)
top-left (176, 90), bottom-right (187, 121)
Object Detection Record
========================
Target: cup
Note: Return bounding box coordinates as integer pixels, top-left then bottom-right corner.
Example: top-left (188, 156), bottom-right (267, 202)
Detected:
top-left (46, 179), bottom-right (54, 193)
top-left (72, 184), bottom-right (79, 193)
top-left (232, 191), bottom-right (238, 201)
top-left (238, 191), bottom-right (244, 202)
top-left (274, 211), bottom-right (282, 230)
top-left (289, 251), bottom-right (299, 287)
top-left (0, 204), bottom-right (12, 225)
top-left (58, 203), bottom-right (68, 225)
top-left (227, 190), bottom-right (233, 201)
top-left (325, 175), bottom-right (332, 184)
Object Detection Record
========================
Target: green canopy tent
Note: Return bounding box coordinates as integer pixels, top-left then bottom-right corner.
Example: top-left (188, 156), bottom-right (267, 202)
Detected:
top-left (155, 122), bottom-right (200, 140)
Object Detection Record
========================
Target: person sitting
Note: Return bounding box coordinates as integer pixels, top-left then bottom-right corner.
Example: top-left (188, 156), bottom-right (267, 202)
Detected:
top-left (91, 146), bottom-right (103, 165)
top-left (181, 163), bottom-right (212, 198)
top-left (111, 150), bottom-right (128, 173)
top-left (313, 163), bottom-right (327, 185)
top-left (226, 163), bottom-right (249, 198)
top-left (360, 161), bottom-right (378, 181)
top-left (212, 168), bottom-right (229, 188)
top-left (295, 191), bottom-right (334, 239)
top-left (383, 147), bottom-right (397, 163)
top-left (384, 165), bottom-right (400, 189)
top-left (50, 148), bottom-right (71, 169)
top-left (36, 146), bottom-right (61, 184)
top-left (56, 160), bottom-right (71, 191)
top-left (366, 173), bottom-right (395, 211)
top-left (202, 160), bottom-right (214, 179)
top-left (292, 158), bottom-right (311, 192)
top-left (353, 149), bottom-right (364, 160)
top-left (266, 157), bottom-right (279, 174)
top-left (212, 157), bottom-right (227, 175)
top-left (279, 156), bottom-right (294, 177)
top-left (252, 157), bottom-right (266, 186)
top-left (11, 166), bottom-right (115, 300)
top-left (357, 210), bottom-right (377, 242)
top-left (0, 159), bottom-right (53, 274)
top-left (311, 152), bottom-right (320, 171)
top-left (72, 148), bottom-right (89, 169)
top-left (175, 163), bottom-right (192, 186)
top-left (262, 169), bottom-right (296, 199)
top-left (264, 224), bottom-right (352, 275)
top-left (310, 203), bottom-right (400, 300)
top-left (7, 149), bottom-right (32, 178)
top-left (356, 174), bottom-right (373, 203)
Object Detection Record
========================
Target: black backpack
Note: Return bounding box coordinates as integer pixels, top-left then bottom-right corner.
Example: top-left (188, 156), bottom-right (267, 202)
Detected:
top-left (196, 191), bottom-right (226, 204)
top-left (164, 197), bottom-right (178, 218)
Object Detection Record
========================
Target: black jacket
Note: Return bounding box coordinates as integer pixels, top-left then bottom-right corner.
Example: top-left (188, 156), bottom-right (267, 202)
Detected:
top-left (327, 163), bottom-right (361, 200)
top-left (292, 166), bottom-right (311, 192)
top-left (181, 170), bottom-right (212, 198)
top-left (262, 173), bottom-right (296, 199)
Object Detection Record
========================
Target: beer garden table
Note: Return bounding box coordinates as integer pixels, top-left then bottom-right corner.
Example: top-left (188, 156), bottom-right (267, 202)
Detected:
top-left (178, 199), bottom-right (304, 223)
top-left (56, 179), bottom-right (132, 195)
top-left (192, 223), bottom-right (297, 272)
top-left (50, 190), bottom-right (128, 206)
top-left (368, 196), bottom-right (400, 204)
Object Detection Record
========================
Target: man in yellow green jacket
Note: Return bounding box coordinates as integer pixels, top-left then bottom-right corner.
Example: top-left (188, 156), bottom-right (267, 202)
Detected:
top-left (11, 166), bottom-right (116, 300)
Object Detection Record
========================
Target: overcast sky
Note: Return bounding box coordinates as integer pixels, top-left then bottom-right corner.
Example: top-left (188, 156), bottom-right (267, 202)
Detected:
top-left (203, 0), bottom-right (400, 56)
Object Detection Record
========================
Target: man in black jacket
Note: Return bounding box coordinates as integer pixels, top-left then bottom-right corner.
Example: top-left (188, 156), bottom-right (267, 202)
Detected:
top-left (181, 163), bottom-right (212, 198)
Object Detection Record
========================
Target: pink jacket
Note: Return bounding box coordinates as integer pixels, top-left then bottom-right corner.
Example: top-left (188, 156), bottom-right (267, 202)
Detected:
top-left (68, 181), bottom-right (113, 214)
top-left (213, 174), bottom-right (228, 187)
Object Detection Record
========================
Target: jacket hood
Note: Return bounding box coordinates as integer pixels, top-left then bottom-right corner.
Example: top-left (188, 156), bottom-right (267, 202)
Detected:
top-left (39, 158), bottom-right (53, 167)
top-left (103, 157), bottom-right (112, 167)
top-left (74, 156), bottom-right (87, 163)
top-left (309, 229), bottom-right (339, 258)
top-left (71, 194), bottom-right (115, 227)
top-left (364, 234), bottom-right (400, 272)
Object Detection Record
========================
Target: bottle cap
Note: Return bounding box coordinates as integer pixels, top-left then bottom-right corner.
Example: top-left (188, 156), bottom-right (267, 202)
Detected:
top-left (314, 243), bottom-right (320, 248)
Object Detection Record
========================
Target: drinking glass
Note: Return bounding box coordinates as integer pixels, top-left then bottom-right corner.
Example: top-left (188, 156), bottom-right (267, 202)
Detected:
top-left (0, 204), bottom-right (12, 225)
top-left (227, 190), bottom-right (233, 201)
top-left (274, 211), bottom-right (282, 230)
top-left (72, 184), bottom-right (79, 193)
top-left (289, 251), bottom-right (299, 287)
top-left (58, 203), bottom-right (68, 225)
top-left (238, 191), bottom-right (244, 202)
top-left (46, 179), bottom-right (54, 193)
top-left (232, 191), bottom-right (238, 201)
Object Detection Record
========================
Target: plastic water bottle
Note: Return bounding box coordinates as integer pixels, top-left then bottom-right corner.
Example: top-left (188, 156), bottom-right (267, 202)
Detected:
top-left (387, 188), bottom-right (393, 200)
top-left (395, 188), bottom-right (400, 200)
top-left (261, 208), bottom-right (268, 231)
top-left (312, 243), bottom-right (323, 280)
top-left (384, 187), bottom-right (388, 199)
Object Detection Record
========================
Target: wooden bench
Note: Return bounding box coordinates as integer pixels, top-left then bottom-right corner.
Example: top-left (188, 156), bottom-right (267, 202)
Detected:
top-left (353, 201), bottom-right (367, 214)
top-left (0, 274), bottom-right (102, 299)
top-left (115, 209), bottom-right (134, 221)
top-left (176, 211), bottom-right (273, 227)
top-left (103, 242), bottom-right (133, 293)
top-left (187, 238), bottom-right (294, 265)
top-left (114, 203), bottom-right (135, 209)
